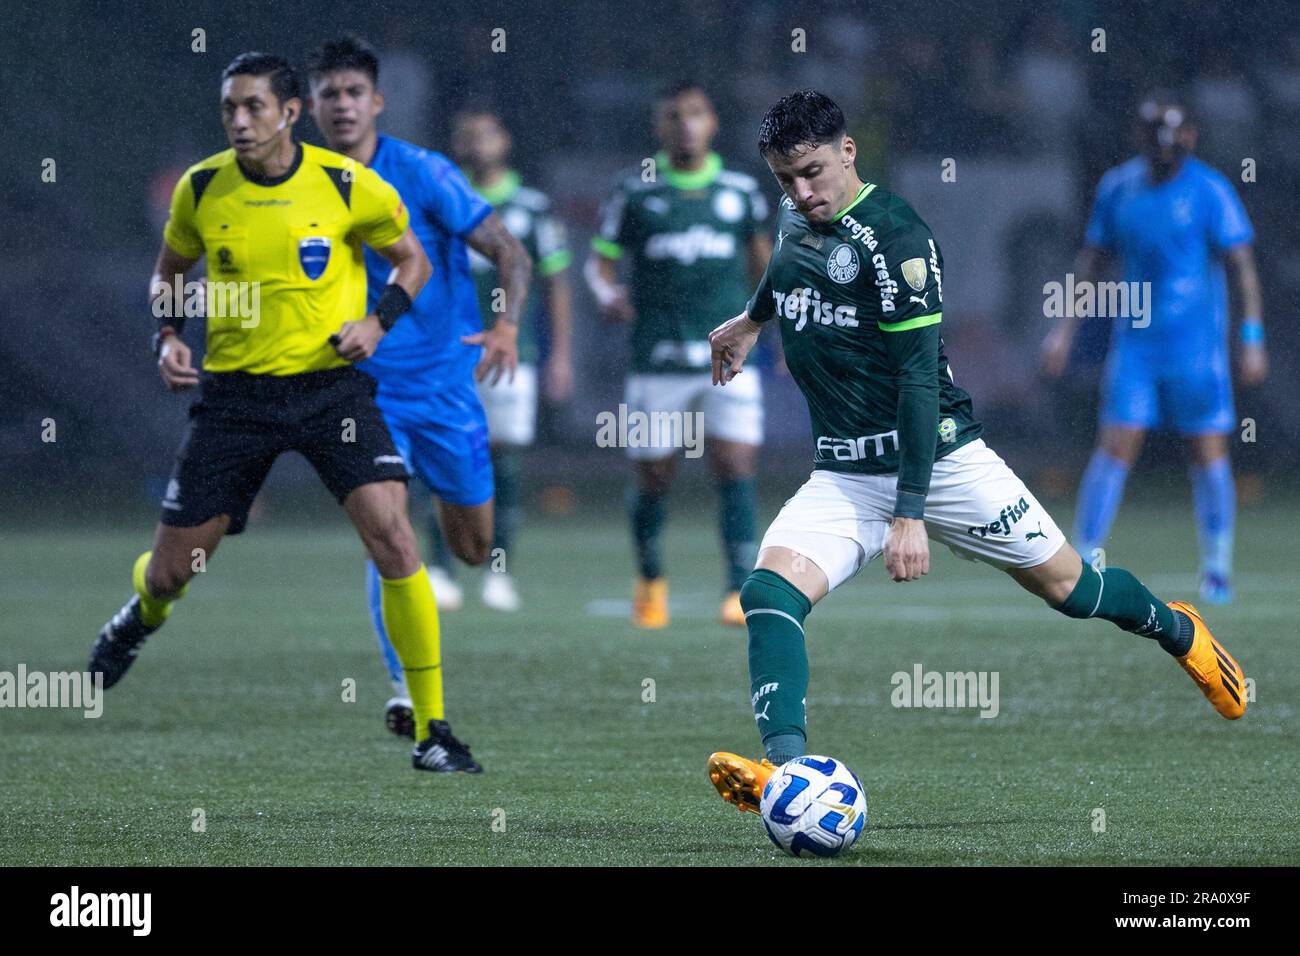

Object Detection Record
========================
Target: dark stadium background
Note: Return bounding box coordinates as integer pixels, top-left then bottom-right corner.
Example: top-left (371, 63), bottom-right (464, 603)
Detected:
top-left (3, 0), bottom-right (1295, 523)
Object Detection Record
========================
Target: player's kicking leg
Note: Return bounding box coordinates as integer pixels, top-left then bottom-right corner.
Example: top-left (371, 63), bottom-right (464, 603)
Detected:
top-left (708, 441), bottom-right (1247, 814)
top-left (348, 481), bottom-right (483, 772)
top-left (88, 516), bottom-right (227, 688)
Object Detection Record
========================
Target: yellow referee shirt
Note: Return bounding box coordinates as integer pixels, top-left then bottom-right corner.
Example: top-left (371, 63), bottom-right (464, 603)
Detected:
top-left (163, 142), bottom-right (410, 375)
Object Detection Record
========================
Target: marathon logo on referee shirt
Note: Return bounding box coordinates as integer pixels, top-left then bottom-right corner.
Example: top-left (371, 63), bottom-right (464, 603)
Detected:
top-left (298, 236), bottom-right (332, 280)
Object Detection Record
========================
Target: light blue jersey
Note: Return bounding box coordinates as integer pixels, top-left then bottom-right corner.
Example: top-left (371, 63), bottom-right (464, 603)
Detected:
top-left (1086, 155), bottom-right (1253, 359)
top-left (359, 133), bottom-right (493, 505)
top-left (1086, 155), bottom-right (1253, 432)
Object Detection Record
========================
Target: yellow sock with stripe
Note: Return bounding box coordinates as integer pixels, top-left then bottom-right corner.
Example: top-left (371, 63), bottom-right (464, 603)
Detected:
top-left (132, 551), bottom-right (186, 629)
top-left (380, 565), bottom-right (444, 739)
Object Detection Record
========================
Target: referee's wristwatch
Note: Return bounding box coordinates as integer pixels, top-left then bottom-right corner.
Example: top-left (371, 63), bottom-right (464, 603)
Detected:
top-left (151, 327), bottom-right (178, 357)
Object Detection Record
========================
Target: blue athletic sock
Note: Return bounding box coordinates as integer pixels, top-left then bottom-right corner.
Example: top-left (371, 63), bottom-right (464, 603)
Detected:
top-left (1073, 450), bottom-right (1131, 559)
top-left (367, 560), bottom-right (407, 690)
top-left (1190, 457), bottom-right (1234, 579)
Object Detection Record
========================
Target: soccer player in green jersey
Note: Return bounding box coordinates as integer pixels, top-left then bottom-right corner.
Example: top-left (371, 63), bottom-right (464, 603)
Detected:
top-left (587, 82), bottom-right (772, 629)
top-left (703, 91), bottom-right (1249, 815)
top-left (412, 105), bottom-right (575, 613)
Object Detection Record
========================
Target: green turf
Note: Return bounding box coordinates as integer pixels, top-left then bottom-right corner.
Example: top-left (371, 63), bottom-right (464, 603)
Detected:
top-left (1, 495), bottom-right (1297, 866)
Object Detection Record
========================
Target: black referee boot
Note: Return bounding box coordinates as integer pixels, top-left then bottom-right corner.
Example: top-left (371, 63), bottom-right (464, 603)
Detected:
top-left (88, 596), bottom-right (159, 689)
top-left (412, 719), bottom-right (483, 773)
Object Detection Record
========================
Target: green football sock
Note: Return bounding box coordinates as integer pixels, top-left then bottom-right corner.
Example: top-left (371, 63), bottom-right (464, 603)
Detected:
top-left (628, 486), bottom-right (666, 580)
top-left (741, 569), bottom-right (812, 760)
top-left (1054, 556), bottom-right (1192, 655)
top-left (491, 448), bottom-right (521, 557)
top-left (717, 477), bottom-right (758, 593)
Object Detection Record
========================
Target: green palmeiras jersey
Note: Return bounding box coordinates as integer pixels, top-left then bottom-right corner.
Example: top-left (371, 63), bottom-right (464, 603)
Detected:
top-left (468, 170), bottom-right (572, 365)
top-left (594, 151), bottom-right (769, 373)
top-left (746, 182), bottom-right (982, 518)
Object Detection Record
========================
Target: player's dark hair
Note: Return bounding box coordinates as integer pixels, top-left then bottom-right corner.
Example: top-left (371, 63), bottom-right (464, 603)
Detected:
top-left (657, 79), bottom-right (709, 103)
top-left (306, 33), bottom-right (380, 85)
top-left (221, 52), bottom-right (301, 105)
top-left (758, 90), bottom-right (846, 158)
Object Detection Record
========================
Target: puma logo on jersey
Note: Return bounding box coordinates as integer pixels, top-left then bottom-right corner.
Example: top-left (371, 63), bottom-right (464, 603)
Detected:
top-left (909, 293), bottom-right (929, 308)
top-left (755, 700), bottom-right (772, 722)
top-left (1025, 522), bottom-right (1045, 541)
top-left (771, 287), bottom-right (859, 330)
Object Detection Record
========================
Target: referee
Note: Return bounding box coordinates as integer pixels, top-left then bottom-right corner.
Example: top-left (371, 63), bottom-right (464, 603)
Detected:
top-left (89, 53), bottom-right (476, 773)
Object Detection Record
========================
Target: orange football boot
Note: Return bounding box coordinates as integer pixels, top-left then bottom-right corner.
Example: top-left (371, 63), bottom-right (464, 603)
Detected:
top-left (720, 591), bottom-right (745, 627)
top-left (1169, 601), bottom-right (1247, 720)
top-left (633, 577), bottom-right (669, 629)
top-left (707, 752), bottom-right (777, 814)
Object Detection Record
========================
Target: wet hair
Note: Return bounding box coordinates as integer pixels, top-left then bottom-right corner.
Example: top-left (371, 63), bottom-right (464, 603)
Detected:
top-left (758, 90), bottom-right (846, 157)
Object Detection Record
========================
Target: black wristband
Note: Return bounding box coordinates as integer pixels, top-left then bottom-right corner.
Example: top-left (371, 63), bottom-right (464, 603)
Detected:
top-left (374, 284), bottom-right (413, 332)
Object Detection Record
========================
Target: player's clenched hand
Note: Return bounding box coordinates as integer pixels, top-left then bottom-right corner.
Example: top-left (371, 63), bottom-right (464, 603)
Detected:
top-left (1238, 344), bottom-right (1268, 386)
top-left (709, 312), bottom-right (763, 386)
top-left (331, 315), bottom-right (385, 362)
top-left (463, 321), bottom-right (519, 386)
top-left (158, 336), bottom-right (199, 391)
top-left (883, 517), bottom-right (930, 583)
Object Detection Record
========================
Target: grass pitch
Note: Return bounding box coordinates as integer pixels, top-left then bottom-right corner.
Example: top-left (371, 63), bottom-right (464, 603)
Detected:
top-left (2, 493), bottom-right (1297, 866)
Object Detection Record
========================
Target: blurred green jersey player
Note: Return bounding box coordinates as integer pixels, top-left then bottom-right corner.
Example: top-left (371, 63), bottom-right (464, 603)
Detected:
top-left (587, 82), bottom-right (772, 629)
top-left (417, 105), bottom-right (575, 613)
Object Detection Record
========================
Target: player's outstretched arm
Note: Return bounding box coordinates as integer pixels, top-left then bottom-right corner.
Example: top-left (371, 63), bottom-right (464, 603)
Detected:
top-left (462, 212), bottom-right (530, 386)
top-left (1227, 244), bottom-right (1268, 386)
top-left (150, 242), bottom-right (200, 392)
top-left (708, 312), bottom-right (762, 386)
top-left (333, 227), bottom-right (430, 363)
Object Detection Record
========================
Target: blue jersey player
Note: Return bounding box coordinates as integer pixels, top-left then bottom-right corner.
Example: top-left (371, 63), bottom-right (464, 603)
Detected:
top-left (307, 35), bottom-right (532, 768)
top-left (1043, 93), bottom-right (1267, 604)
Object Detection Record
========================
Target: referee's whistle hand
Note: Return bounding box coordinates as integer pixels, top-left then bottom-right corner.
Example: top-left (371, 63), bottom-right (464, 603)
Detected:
top-left (332, 315), bottom-right (385, 363)
top-left (158, 338), bottom-right (199, 392)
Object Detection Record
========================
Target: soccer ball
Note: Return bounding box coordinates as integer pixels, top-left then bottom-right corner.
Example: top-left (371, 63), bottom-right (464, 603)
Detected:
top-left (760, 755), bottom-right (867, 858)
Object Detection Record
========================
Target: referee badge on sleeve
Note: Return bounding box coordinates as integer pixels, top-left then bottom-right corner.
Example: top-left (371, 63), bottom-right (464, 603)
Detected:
top-left (298, 236), bottom-right (332, 280)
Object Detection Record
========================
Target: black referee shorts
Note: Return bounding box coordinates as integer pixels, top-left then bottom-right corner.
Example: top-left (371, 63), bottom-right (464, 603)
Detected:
top-left (159, 365), bottom-right (409, 535)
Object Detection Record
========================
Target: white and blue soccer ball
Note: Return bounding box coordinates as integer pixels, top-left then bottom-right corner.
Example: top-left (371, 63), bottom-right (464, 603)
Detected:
top-left (760, 755), bottom-right (867, 858)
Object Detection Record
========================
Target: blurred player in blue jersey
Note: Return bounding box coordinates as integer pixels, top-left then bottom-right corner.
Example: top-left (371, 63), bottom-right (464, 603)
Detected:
top-left (307, 35), bottom-right (532, 766)
top-left (1042, 92), bottom-right (1267, 604)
